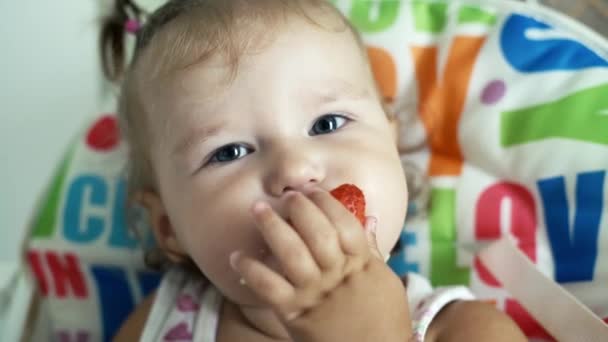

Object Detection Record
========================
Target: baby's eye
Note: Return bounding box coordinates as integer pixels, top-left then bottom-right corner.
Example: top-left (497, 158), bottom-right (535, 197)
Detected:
top-left (209, 144), bottom-right (253, 164)
top-left (309, 114), bottom-right (349, 136)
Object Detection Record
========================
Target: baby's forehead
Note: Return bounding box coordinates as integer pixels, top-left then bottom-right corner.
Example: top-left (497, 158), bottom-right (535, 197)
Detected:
top-left (131, 4), bottom-right (374, 136)
top-left (133, 1), bottom-right (364, 83)
top-left (144, 35), bottom-right (373, 118)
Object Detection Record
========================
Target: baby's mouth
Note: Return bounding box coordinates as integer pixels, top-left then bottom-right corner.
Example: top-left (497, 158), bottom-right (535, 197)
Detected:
top-left (244, 184), bottom-right (368, 279)
top-left (280, 183), bottom-right (366, 227)
top-left (260, 182), bottom-right (367, 265)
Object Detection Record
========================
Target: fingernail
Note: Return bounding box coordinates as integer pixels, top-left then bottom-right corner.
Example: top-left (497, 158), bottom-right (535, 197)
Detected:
top-left (366, 216), bottom-right (378, 234)
top-left (284, 191), bottom-right (302, 205)
top-left (229, 251), bottom-right (241, 270)
top-left (285, 310), bottom-right (302, 321)
top-left (252, 201), bottom-right (269, 214)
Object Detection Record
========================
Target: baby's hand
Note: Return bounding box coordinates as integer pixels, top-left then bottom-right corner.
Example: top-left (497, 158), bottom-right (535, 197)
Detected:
top-left (230, 189), bottom-right (411, 342)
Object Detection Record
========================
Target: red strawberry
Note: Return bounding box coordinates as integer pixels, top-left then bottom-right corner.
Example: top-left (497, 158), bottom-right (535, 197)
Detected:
top-left (330, 184), bottom-right (366, 226)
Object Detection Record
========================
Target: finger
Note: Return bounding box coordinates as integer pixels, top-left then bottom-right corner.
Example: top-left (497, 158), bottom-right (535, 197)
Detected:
top-left (364, 216), bottom-right (383, 260)
top-left (252, 201), bottom-right (321, 287)
top-left (229, 251), bottom-right (294, 308)
top-left (287, 192), bottom-right (345, 270)
top-left (308, 190), bottom-right (369, 257)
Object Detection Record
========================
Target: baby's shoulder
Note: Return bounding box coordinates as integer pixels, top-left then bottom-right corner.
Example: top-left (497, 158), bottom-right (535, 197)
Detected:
top-left (113, 291), bottom-right (156, 341)
top-left (114, 268), bottom-right (208, 341)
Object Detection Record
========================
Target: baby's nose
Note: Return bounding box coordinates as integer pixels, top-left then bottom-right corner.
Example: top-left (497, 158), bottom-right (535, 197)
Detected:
top-left (264, 147), bottom-right (325, 196)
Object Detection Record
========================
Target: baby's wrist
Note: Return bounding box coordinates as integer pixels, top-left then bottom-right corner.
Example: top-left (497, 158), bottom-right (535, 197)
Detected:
top-left (410, 287), bottom-right (475, 342)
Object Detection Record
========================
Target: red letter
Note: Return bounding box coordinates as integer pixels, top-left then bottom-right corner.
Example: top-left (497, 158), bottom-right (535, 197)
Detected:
top-left (506, 300), bottom-right (554, 340)
top-left (27, 250), bottom-right (48, 296)
top-left (46, 252), bottom-right (88, 298)
top-left (474, 182), bottom-right (537, 286)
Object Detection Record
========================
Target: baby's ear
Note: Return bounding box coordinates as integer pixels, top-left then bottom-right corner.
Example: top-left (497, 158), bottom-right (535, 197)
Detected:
top-left (137, 190), bottom-right (187, 263)
top-left (382, 100), bottom-right (400, 144)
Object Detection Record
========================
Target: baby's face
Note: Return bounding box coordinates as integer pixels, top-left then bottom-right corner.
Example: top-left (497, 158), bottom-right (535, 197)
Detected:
top-left (142, 16), bottom-right (408, 305)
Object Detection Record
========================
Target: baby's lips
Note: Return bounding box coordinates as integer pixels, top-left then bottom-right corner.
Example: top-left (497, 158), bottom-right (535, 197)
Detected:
top-left (329, 184), bottom-right (366, 226)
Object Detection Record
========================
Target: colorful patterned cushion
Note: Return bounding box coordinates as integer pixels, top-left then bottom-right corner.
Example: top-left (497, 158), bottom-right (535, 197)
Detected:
top-left (27, 115), bottom-right (161, 341)
top-left (353, 0), bottom-right (608, 339)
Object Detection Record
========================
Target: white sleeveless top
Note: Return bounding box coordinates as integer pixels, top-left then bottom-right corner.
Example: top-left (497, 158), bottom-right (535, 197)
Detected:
top-left (141, 267), bottom-right (473, 341)
top-left (141, 268), bottom-right (222, 342)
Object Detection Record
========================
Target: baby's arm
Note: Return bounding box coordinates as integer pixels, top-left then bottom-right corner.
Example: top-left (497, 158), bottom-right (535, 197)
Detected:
top-left (231, 188), bottom-right (524, 341)
top-left (406, 273), bottom-right (525, 341)
top-left (425, 300), bottom-right (527, 341)
top-left (407, 273), bottom-right (526, 341)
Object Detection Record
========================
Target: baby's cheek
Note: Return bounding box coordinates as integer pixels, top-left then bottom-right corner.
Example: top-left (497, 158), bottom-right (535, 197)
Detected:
top-left (368, 161), bottom-right (408, 256)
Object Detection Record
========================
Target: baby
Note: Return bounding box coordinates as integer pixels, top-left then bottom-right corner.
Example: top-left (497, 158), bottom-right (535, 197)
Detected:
top-left (100, 0), bottom-right (525, 341)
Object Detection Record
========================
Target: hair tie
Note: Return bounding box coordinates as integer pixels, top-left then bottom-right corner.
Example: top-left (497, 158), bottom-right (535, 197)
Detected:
top-left (124, 19), bottom-right (141, 34)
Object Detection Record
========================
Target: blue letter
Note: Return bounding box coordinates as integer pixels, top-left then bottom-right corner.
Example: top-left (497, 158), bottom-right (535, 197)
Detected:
top-left (388, 229), bottom-right (420, 276)
top-left (64, 175), bottom-right (107, 243)
top-left (501, 14), bottom-right (608, 72)
top-left (91, 266), bottom-right (134, 342)
top-left (538, 171), bottom-right (605, 282)
top-left (138, 271), bottom-right (161, 297)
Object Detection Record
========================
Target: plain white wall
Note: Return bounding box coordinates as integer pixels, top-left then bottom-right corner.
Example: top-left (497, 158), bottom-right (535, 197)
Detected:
top-left (0, 1), bottom-right (115, 262)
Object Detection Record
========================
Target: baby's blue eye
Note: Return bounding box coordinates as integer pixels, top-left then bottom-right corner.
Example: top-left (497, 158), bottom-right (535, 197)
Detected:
top-left (310, 114), bottom-right (348, 135)
top-left (209, 144), bottom-right (252, 164)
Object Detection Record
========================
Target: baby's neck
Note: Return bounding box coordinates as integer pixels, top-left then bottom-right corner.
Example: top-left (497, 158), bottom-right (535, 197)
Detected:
top-left (219, 300), bottom-right (291, 341)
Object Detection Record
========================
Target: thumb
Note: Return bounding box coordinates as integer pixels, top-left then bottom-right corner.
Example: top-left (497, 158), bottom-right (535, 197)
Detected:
top-left (364, 216), bottom-right (383, 260)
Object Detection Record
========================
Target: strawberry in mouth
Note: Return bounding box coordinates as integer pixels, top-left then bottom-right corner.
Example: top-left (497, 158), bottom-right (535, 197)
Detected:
top-left (330, 184), bottom-right (366, 226)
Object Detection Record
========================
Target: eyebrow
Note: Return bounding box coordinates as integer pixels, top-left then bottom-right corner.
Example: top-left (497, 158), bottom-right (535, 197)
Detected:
top-left (171, 121), bottom-right (226, 157)
top-left (314, 80), bottom-right (373, 104)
